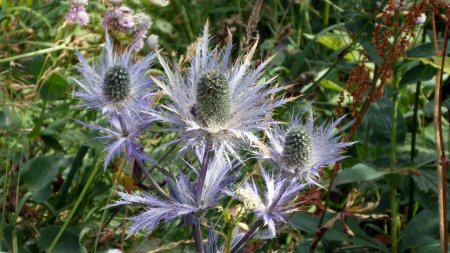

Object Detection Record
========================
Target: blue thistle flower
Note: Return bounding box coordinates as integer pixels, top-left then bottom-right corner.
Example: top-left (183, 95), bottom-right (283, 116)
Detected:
top-left (78, 113), bottom-right (153, 168)
top-left (264, 108), bottom-right (354, 185)
top-left (73, 34), bottom-right (155, 118)
top-left (109, 153), bottom-right (235, 236)
top-left (229, 169), bottom-right (306, 237)
top-left (149, 21), bottom-right (292, 158)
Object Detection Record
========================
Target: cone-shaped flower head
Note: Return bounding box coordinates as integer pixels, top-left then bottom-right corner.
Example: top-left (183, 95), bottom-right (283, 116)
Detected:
top-left (150, 22), bottom-right (292, 158)
top-left (265, 108), bottom-right (354, 185)
top-left (196, 70), bottom-right (231, 125)
top-left (282, 126), bottom-right (312, 169)
top-left (73, 34), bottom-right (155, 117)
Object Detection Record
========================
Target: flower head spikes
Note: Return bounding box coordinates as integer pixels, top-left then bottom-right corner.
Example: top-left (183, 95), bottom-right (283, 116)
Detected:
top-left (73, 33), bottom-right (155, 117)
top-left (230, 169), bottom-right (305, 237)
top-left (109, 152), bottom-right (235, 237)
top-left (151, 22), bottom-right (292, 158)
top-left (79, 113), bottom-right (153, 168)
top-left (65, 0), bottom-right (89, 26)
top-left (265, 108), bottom-right (354, 185)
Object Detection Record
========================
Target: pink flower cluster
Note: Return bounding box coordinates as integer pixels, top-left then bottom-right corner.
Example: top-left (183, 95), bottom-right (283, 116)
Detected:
top-left (65, 0), bottom-right (89, 26)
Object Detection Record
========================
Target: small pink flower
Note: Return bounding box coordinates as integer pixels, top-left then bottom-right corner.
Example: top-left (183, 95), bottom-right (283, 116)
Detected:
top-left (65, 4), bottom-right (89, 26)
top-left (103, 6), bottom-right (135, 32)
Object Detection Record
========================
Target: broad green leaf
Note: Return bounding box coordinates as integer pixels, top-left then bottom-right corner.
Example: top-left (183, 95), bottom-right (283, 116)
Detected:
top-left (37, 226), bottom-right (86, 253)
top-left (399, 64), bottom-right (437, 87)
top-left (290, 212), bottom-right (387, 251)
top-left (21, 156), bottom-right (59, 203)
top-left (39, 73), bottom-right (68, 101)
top-left (408, 56), bottom-right (450, 74)
top-left (368, 99), bottom-right (407, 146)
top-left (400, 206), bottom-right (447, 251)
top-left (320, 79), bottom-right (343, 92)
top-left (303, 32), bottom-right (358, 61)
top-left (334, 163), bottom-right (387, 186)
top-left (412, 169), bottom-right (438, 194)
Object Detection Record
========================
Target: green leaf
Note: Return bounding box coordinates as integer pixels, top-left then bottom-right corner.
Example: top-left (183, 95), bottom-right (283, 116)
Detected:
top-left (21, 156), bottom-right (59, 203)
top-left (408, 56), bottom-right (450, 74)
top-left (399, 64), bottom-right (437, 87)
top-left (39, 73), bottom-right (68, 101)
top-left (400, 206), bottom-right (445, 251)
top-left (368, 99), bottom-right (407, 146)
top-left (37, 226), bottom-right (86, 253)
top-left (334, 163), bottom-right (387, 186)
top-left (412, 169), bottom-right (438, 194)
top-left (290, 212), bottom-right (387, 251)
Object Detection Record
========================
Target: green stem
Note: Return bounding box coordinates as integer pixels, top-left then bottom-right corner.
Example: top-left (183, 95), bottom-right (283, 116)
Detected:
top-left (389, 66), bottom-right (400, 253)
top-left (0, 44), bottom-right (103, 64)
top-left (323, 0), bottom-right (330, 28)
top-left (47, 159), bottom-right (102, 253)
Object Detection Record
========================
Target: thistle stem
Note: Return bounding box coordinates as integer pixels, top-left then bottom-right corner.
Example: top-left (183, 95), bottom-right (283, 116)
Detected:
top-left (134, 158), bottom-right (172, 201)
top-left (192, 216), bottom-right (204, 253)
top-left (192, 138), bottom-right (213, 253)
top-left (195, 138), bottom-right (213, 206)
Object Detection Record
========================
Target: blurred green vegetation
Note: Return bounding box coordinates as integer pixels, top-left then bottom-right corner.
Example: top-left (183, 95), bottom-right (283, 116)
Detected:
top-left (1, 0), bottom-right (449, 252)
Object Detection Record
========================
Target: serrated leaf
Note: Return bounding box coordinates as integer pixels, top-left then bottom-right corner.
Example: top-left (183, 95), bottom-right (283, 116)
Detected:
top-left (412, 169), bottom-right (438, 193)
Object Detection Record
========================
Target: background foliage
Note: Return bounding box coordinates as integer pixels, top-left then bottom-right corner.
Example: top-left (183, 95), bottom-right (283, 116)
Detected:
top-left (1, 0), bottom-right (449, 252)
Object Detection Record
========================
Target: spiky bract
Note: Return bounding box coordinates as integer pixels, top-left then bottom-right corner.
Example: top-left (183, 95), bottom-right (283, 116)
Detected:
top-left (73, 34), bottom-right (154, 117)
top-left (150, 22), bottom-right (291, 158)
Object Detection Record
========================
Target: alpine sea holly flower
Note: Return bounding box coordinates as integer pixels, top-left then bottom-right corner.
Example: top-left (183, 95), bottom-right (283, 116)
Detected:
top-left (110, 153), bottom-right (235, 236)
top-left (65, 0), bottom-right (89, 26)
top-left (102, 6), bottom-right (135, 32)
top-left (264, 109), bottom-right (354, 185)
top-left (73, 34), bottom-right (155, 117)
top-left (230, 169), bottom-right (305, 237)
top-left (151, 22), bottom-right (292, 158)
top-left (78, 113), bottom-right (152, 168)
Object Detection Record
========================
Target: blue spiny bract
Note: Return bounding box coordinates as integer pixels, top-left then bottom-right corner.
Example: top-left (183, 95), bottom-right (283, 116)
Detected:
top-left (196, 70), bottom-right (231, 126)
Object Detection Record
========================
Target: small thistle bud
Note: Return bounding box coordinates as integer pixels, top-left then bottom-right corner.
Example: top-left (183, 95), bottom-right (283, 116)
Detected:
top-left (103, 65), bottom-right (131, 103)
top-left (235, 187), bottom-right (262, 211)
top-left (282, 127), bottom-right (312, 170)
top-left (196, 70), bottom-right (231, 125)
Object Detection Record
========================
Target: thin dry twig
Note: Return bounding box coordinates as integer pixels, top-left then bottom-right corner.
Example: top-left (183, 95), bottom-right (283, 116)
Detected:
top-left (244, 0), bottom-right (263, 53)
top-left (430, 2), bottom-right (449, 252)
